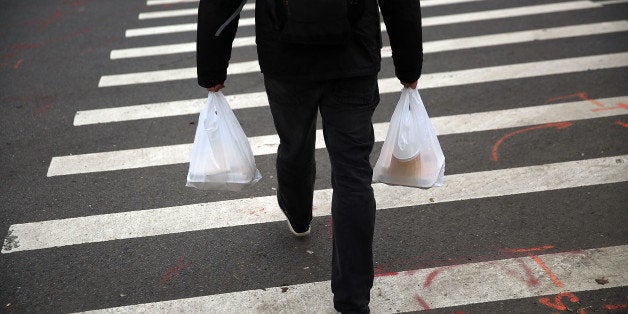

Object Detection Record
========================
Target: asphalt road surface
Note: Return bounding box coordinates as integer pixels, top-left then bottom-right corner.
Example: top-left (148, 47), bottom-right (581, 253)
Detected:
top-left (1, 0), bottom-right (627, 312)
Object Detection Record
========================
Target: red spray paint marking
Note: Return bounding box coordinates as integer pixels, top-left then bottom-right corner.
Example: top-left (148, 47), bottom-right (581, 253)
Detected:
top-left (373, 266), bottom-right (398, 278)
top-left (404, 269), bottom-right (418, 276)
top-left (615, 120), bottom-right (628, 128)
top-left (423, 266), bottom-right (453, 288)
top-left (604, 303), bottom-right (628, 310)
top-left (374, 271), bottom-right (398, 278)
top-left (453, 311), bottom-right (465, 314)
top-left (3, 96), bottom-right (56, 116)
top-left (324, 216), bottom-right (333, 239)
top-left (375, 245), bottom-right (556, 286)
top-left (414, 295), bottom-right (433, 313)
top-left (160, 256), bottom-right (191, 287)
top-left (2, 28), bottom-right (93, 68)
top-left (248, 207), bottom-right (266, 217)
top-left (489, 258), bottom-right (540, 287)
top-left (25, 11), bottom-right (64, 33)
top-left (491, 122), bottom-right (573, 161)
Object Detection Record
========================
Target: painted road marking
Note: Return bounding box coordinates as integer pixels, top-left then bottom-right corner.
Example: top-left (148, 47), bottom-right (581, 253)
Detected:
top-left (100, 48), bottom-right (628, 88)
top-left (7, 156), bottom-right (628, 252)
top-left (111, 20), bottom-right (628, 59)
top-left (140, 4), bottom-right (255, 20)
top-left (111, 35), bottom-right (257, 59)
top-left (125, 1), bottom-right (600, 37)
top-left (57, 95), bottom-right (628, 175)
top-left (75, 245), bottom-right (628, 313)
top-left (146, 0), bottom-right (200, 5)
top-left (598, 0), bottom-right (628, 4)
top-left (139, 0), bottom-right (488, 20)
top-left (102, 46), bottom-right (628, 91)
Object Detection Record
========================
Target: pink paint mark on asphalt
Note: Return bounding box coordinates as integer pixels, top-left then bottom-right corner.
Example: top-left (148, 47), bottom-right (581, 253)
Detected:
top-left (160, 256), bottom-right (191, 287)
top-left (490, 258), bottom-right (540, 287)
top-left (324, 216), bottom-right (333, 239)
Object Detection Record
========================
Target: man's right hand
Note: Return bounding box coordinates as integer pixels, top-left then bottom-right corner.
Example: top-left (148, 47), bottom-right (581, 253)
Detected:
top-left (207, 83), bottom-right (225, 92)
top-left (402, 81), bottom-right (418, 89)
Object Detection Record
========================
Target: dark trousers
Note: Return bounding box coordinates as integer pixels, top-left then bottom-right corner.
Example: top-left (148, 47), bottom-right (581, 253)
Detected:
top-left (264, 75), bottom-right (379, 313)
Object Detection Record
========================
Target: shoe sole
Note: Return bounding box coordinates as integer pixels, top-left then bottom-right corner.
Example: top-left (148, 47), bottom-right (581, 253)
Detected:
top-left (287, 220), bottom-right (311, 237)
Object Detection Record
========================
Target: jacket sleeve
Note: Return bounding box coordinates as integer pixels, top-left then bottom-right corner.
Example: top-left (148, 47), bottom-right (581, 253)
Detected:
top-left (378, 0), bottom-right (423, 83)
top-left (196, 0), bottom-right (242, 88)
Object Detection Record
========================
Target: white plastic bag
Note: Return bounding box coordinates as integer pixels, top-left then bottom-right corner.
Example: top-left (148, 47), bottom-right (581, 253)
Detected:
top-left (373, 88), bottom-right (445, 188)
top-left (186, 91), bottom-right (262, 191)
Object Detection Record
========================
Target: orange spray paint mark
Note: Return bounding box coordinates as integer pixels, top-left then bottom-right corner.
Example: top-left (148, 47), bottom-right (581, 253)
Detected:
top-left (13, 59), bottom-right (23, 69)
top-left (491, 122), bottom-right (573, 161)
top-left (547, 92), bottom-right (606, 108)
top-left (503, 245), bottom-right (554, 253)
top-left (529, 255), bottom-right (563, 288)
top-left (615, 120), bottom-right (628, 128)
top-left (548, 92), bottom-right (628, 112)
top-left (604, 303), bottom-right (628, 310)
top-left (538, 292), bottom-right (580, 311)
top-left (591, 103), bottom-right (628, 112)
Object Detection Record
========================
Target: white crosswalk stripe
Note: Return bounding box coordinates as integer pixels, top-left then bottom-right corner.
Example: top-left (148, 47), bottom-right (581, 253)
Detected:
top-left (51, 96), bottom-right (628, 176)
top-left (78, 245), bottom-right (628, 313)
top-left (7, 155), bottom-right (628, 253)
top-left (99, 51), bottom-right (628, 88)
top-left (125, 1), bottom-right (601, 37)
top-left (110, 20), bottom-right (628, 59)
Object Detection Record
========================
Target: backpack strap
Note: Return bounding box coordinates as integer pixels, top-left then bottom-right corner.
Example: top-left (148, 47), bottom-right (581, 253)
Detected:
top-left (215, 0), bottom-right (248, 36)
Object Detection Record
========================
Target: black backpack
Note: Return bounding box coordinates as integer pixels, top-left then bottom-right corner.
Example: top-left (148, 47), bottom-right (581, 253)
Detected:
top-left (273, 0), bottom-right (364, 45)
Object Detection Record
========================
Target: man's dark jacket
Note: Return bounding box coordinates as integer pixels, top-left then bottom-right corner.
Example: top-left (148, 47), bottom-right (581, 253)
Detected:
top-left (196, 0), bottom-right (423, 88)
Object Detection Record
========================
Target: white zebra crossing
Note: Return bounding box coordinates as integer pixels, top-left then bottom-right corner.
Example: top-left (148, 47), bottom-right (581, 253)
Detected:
top-left (99, 50), bottom-right (628, 91)
top-left (6, 155), bottom-right (627, 253)
top-left (54, 95), bottom-right (628, 176)
top-left (78, 245), bottom-right (628, 313)
top-left (125, 1), bottom-right (601, 37)
top-left (110, 20), bottom-right (628, 59)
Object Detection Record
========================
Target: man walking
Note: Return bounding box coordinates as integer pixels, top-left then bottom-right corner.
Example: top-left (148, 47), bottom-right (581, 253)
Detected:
top-left (197, 0), bottom-right (422, 312)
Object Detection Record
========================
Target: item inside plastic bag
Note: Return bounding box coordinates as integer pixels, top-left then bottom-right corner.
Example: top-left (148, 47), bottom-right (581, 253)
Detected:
top-left (373, 88), bottom-right (445, 188)
top-left (186, 91), bottom-right (262, 191)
